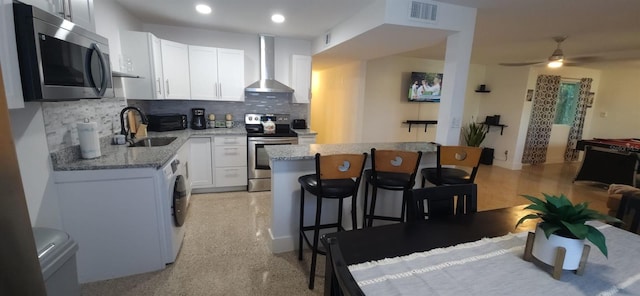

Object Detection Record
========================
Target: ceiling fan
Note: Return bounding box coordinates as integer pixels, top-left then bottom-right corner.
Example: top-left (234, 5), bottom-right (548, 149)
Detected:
top-left (499, 36), bottom-right (601, 67)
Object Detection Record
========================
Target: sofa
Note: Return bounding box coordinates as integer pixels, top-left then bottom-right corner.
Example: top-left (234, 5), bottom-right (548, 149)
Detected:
top-left (607, 184), bottom-right (640, 226)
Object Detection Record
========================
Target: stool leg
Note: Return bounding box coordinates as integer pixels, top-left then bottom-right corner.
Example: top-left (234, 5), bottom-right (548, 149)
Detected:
top-left (309, 195), bottom-right (323, 290)
top-left (363, 182), bottom-right (369, 227)
top-left (421, 175), bottom-right (426, 188)
top-left (298, 186), bottom-right (305, 261)
top-left (337, 198), bottom-right (344, 231)
top-left (368, 186), bottom-right (378, 227)
top-left (351, 195), bottom-right (358, 230)
top-left (400, 189), bottom-right (407, 222)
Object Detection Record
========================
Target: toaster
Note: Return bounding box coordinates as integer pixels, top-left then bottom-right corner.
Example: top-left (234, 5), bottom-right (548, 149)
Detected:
top-left (292, 119), bottom-right (307, 129)
top-left (147, 114), bottom-right (188, 132)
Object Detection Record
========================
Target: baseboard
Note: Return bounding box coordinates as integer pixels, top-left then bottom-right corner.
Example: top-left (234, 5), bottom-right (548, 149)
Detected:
top-left (268, 228), bottom-right (296, 254)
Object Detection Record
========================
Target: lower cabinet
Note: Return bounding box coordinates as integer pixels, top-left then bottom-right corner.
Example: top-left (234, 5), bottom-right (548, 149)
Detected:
top-left (189, 135), bottom-right (247, 192)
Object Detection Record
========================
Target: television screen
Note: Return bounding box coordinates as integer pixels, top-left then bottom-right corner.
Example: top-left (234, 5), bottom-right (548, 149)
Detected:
top-left (408, 72), bottom-right (443, 102)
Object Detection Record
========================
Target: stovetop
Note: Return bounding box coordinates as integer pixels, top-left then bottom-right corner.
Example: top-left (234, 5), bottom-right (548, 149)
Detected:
top-left (245, 113), bottom-right (298, 138)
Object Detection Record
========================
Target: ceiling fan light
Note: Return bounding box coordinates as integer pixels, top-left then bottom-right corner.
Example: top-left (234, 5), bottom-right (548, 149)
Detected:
top-left (548, 60), bottom-right (563, 68)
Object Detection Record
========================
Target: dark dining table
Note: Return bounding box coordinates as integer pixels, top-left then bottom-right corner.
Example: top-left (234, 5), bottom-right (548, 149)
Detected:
top-left (320, 205), bottom-right (538, 296)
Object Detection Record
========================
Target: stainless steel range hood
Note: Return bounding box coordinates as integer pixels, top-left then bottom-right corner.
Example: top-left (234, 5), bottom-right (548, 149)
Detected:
top-left (245, 35), bottom-right (294, 93)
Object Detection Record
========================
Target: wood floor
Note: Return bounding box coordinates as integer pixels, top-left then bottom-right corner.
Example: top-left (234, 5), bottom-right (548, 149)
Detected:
top-left (474, 162), bottom-right (610, 214)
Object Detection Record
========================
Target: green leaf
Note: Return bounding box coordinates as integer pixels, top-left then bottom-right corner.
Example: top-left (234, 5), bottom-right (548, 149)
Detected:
top-left (586, 225), bottom-right (608, 257)
top-left (540, 223), bottom-right (562, 238)
top-left (515, 214), bottom-right (540, 227)
top-left (561, 221), bottom-right (588, 239)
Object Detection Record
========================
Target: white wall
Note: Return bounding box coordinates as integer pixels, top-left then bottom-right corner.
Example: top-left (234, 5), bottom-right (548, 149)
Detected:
top-left (356, 55), bottom-right (485, 144)
top-left (93, 0), bottom-right (143, 70)
top-left (587, 67), bottom-right (640, 138)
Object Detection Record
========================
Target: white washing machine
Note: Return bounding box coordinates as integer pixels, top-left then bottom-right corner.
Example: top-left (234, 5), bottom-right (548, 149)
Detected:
top-left (160, 153), bottom-right (189, 264)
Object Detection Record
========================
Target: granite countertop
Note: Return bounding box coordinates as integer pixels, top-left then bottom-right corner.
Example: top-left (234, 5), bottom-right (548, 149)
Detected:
top-left (52, 127), bottom-right (247, 171)
top-left (292, 128), bottom-right (318, 136)
top-left (265, 142), bottom-right (438, 161)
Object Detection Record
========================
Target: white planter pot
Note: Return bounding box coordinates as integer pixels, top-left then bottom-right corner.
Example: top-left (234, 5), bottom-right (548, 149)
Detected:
top-left (531, 226), bottom-right (585, 270)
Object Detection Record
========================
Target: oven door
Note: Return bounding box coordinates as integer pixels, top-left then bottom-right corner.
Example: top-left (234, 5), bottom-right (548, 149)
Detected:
top-left (248, 137), bottom-right (298, 179)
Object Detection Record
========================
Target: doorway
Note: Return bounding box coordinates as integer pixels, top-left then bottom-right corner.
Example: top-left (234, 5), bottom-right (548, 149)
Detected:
top-left (546, 81), bottom-right (580, 163)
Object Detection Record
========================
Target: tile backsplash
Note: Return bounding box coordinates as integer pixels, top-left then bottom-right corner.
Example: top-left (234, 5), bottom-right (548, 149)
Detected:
top-left (42, 97), bottom-right (127, 152)
top-left (42, 91), bottom-right (309, 153)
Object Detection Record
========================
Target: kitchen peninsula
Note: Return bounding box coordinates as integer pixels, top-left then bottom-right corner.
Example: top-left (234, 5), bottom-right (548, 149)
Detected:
top-left (265, 142), bottom-right (438, 254)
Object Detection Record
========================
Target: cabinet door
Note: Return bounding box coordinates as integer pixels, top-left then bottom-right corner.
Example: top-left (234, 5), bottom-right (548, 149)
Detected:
top-left (189, 137), bottom-right (214, 188)
top-left (150, 35), bottom-right (165, 99)
top-left (160, 40), bottom-right (190, 100)
top-left (290, 55), bottom-right (312, 103)
top-left (188, 46), bottom-right (218, 100)
top-left (1, 0), bottom-right (25, 108)
top-left (217, 48), bottom-right (245, 101)
top-left (68, 0), bottom-right (94, 31)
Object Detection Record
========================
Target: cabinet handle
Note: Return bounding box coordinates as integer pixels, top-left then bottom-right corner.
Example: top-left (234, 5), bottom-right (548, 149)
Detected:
top-left (156, 78), bottom-right (162, 95)
top-left (166, 79), bottom-right (170, 95)
top-left (185, 162), bottom-right (189, 179)
top-left (63, 0), bottom-right (71, 19)
top-left (214, 82), bottom-right (217, 97)
top-left (218, 83), bottom-right (222, 97)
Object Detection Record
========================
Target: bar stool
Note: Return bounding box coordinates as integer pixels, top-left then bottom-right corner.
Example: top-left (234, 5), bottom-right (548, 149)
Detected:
top-left (363, 148), bottom-right (422, 227)
top-left (420, 145), bottom-right (483, 187)
top-left (298, 152), bottom-right (368, 290)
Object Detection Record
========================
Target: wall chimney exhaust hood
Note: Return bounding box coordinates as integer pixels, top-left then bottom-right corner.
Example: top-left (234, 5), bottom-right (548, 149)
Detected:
top-left (245, 35), bottom-right (294, 94)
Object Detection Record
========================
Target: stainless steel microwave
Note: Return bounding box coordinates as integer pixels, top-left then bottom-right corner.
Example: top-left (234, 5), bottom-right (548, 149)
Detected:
top-left (13, 2), bottom-right (114, 101)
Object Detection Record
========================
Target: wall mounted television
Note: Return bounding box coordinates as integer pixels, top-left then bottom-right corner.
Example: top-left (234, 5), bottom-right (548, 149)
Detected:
top-left (408, 72), bottom-right (443, 102)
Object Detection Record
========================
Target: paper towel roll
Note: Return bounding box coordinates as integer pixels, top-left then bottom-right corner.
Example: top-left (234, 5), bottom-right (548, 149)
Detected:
top-left (77, 121), bottom-right (101, 159)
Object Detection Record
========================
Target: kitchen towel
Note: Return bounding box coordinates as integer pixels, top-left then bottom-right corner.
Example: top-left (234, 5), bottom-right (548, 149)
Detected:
top-left (77, 121), bottom-right (101, 159)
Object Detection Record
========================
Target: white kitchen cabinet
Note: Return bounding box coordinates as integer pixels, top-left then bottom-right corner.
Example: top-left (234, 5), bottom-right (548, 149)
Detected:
top-left (189, 136), bottom-right (214, 188)
top-left (290, 54), bottom-right (312, 103)
top-left (1, 0), bottom-right (25, 109)
top-left (161, 39), bottom-right (190, 100)
top-left (189, 135), bottom-right (247, 192)
top-left (54, 168), bottom-right (166, 283)
top-left (50, 0), bottom-right (95, 31)
top-left (214, 135), bottom-right (247, 187)
top-left (121, 31), bottom-right (165, 100)
top-left (188, 46), bottom-right (244, 102)
top-left (297, 134), bottom-right (317, 145)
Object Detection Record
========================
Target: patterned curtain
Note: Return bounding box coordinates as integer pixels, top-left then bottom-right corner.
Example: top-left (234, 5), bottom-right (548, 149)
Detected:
top-left (564, 78), bottom-right (593, 161)
top-left (522, 75), bottom-right (561, 164)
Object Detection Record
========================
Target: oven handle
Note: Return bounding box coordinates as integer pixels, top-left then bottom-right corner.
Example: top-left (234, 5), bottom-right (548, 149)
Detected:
top-left (248, 137), bottom-right (298, 144)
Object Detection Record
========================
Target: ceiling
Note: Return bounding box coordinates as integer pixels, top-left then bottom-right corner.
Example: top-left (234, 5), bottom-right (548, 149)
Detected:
top-left (116, 0), bottom-right (640, 69)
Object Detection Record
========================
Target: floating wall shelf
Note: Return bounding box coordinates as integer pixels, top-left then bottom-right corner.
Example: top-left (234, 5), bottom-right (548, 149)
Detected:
top-left (475, 90), bottom-right (491, 93)
top-left (404, 120), bottom-right (438, 132)
top-left (480, 122), bottom-right (508, 135)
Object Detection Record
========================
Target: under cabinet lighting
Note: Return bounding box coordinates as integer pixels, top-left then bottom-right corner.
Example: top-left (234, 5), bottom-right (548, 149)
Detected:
top-left (196, 4), bottom-right (212, 14)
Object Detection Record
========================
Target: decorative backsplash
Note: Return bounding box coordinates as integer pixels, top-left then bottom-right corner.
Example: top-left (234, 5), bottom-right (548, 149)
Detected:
top-left (42, 97), bottom-right (127, 152)
top-left (128, 92), bottom-right (309, 124)
top-left (42, 90), bottom-right (309, 153)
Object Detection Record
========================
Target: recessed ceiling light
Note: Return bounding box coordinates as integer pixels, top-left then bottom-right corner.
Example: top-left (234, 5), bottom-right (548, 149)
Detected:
top-left (195, 4), bottom-right (212, 14)
top-left (271, 14), bottom-right (285, 23)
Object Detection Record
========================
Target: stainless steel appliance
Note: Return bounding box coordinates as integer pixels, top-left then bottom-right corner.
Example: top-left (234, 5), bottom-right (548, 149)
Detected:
top-left (13, 2), bottom-right (114, 101)
top-left (246, 113), bottom-right (298, 192)
top-left (147, 114), bottom-right (188, 132)
top-left (191, 108), bottom-right (206, 130)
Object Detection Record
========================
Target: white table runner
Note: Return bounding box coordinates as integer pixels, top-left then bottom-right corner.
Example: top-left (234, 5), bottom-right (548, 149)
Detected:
top-left (349, 224), bottom-right (640, 295)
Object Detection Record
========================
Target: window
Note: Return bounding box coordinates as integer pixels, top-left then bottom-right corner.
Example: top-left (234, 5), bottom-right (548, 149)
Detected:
top-left (554, 82), bottom-right (579, 125)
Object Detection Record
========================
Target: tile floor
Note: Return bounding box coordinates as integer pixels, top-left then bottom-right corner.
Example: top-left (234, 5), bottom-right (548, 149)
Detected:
top-left (80, 162), bottom-right (609, 295)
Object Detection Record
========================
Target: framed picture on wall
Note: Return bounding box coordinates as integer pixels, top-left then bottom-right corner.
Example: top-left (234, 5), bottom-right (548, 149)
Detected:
top-left (586, 92), bottom-right (595, 107)
top-left (526, 89), bottom-right (534, 101)
top-left (408, 72), bottom-right (443, 102)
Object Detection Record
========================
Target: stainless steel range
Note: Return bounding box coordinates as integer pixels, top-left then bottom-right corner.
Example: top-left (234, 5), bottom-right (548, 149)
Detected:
top-left (246, 113), bottom-right (298, 192)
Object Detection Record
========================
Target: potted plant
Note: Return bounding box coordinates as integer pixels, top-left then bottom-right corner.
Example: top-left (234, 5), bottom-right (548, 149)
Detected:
top-left (462, 121), bottom-right (487, 147)
top-left (516, 193), bottom-right (621, 269)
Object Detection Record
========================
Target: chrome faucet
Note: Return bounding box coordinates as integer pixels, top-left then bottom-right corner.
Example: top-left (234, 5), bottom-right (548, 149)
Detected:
top-left (120, 106), bottom-right (148, 140)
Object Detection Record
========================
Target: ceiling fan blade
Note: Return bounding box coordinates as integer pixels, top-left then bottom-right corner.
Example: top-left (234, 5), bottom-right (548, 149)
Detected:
top-left (568, 56), bottom-right (603, 63)
top-left (499, 61), bottom-right (544, 66)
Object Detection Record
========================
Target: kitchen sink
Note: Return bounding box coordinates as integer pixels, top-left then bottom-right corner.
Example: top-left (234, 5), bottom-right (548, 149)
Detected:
top-left (129, 137), bottom-right (177, 147)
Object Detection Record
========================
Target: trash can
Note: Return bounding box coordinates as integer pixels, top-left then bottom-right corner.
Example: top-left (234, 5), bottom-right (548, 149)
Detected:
top-left (33, 227), bottom-right (80, 296)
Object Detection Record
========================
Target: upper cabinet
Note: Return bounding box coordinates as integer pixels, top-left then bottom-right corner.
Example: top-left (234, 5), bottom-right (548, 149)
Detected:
top-left (50, 0), bottom-right (95, 31)
top-left (160, 39), bottom-right (190, 100)
top-left (1, 0), bottom-right (25, 109)
top-left (188, 46), bottom-right (244, 102)
top-left (121, 31), bottom-right (165, 100)
top-left (290, 55), bottom-right (312, 103)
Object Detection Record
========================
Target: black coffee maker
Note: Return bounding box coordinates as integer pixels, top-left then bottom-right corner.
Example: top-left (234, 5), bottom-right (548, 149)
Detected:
top-left (191, 108), bottom-right (206, 130)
